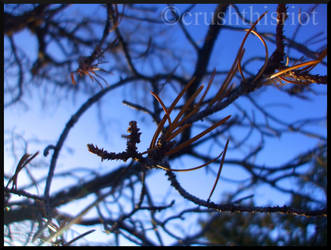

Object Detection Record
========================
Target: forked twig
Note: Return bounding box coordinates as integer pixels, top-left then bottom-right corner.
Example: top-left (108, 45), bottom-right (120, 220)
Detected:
top-left (6, 151), bottom-right (39, 190)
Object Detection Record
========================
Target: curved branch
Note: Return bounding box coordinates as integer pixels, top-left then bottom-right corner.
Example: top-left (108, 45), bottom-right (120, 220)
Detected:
top-left (43, 77), bottom-right (139, 211)
top-left (165, 170), bottom-right (326, 217)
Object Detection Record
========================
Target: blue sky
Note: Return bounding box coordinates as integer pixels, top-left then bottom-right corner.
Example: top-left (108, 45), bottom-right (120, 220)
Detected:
top-left (4, 4), bottom-right (327, 246)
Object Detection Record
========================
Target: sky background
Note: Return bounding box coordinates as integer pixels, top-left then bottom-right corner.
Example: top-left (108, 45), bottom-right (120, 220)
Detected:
top-left (4, 4), bottom-right (327, 246)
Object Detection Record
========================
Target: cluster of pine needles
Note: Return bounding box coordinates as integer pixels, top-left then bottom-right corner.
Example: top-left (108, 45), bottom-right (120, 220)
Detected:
top-left (88, 69), bottom-right (232, 201)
